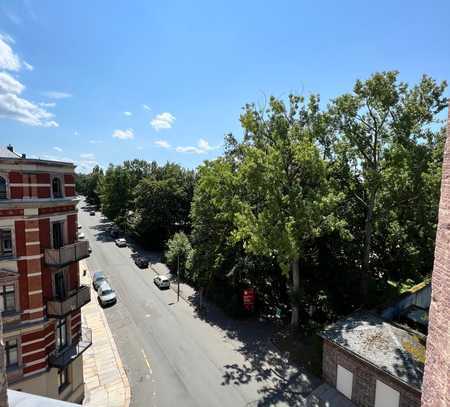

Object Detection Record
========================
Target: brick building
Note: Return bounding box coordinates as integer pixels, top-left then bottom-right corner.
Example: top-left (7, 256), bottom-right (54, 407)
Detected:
top-left (320, 312), bottom-right (423, 407)
top-left (0, 145), bottom-right (91, 403)
top-left (421, 103), bottom-right (450, 406)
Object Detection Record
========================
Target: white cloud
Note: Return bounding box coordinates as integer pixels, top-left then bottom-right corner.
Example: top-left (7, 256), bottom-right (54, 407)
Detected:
top-left (89, 139), bottom-right (103, 144)
top-left (124, 111), bottom-right (132, 116)
top-left (0, 34), bottom-right (59, 127)
top-left (74, 131), bottom-right (79, 136)
top-left (150, 112), bottom-right (175, 131)
top-left (175, 138), bottom-right (220, 154)
top-left (0, 93), bottom-right (58, 127)
top-left (80, 153), bottom-right (95, 159)
top-left (154, 140), bottom-right (171, 149)
top-left (39, 102), bottom-right (56, 108)
top-left (0, 72), bottom-right (25, 94)
top-left (112, 128), bottom-right (134, 140)
top-left (42, 91), bottom-right (72, 99)
top-left (53, 146), bottom-right (63, 152)
top-left (23, 61), bottom-right (33, 71)
top-left (175, 146), bottom-right (204, 154)
top-left (0, 34), bottom-right (21, 71)
top-left (142, 104), bottom-right (151, 111)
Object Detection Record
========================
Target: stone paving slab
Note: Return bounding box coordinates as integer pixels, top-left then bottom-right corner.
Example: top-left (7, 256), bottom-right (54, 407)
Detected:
top-left (80, 261), bottom-right (131, 407)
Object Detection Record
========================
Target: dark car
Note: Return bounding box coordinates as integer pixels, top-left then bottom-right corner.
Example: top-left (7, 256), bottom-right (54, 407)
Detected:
top-left (89, 211), bottom-right (95, 216)
top-left (92, 271), bottom-right (107, 291)
top-left (134, 256), bottom-right (149, 269)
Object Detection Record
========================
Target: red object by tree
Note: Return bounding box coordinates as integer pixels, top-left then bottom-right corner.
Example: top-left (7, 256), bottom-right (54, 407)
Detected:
top-left (243, 288), bottom-right (255, 311)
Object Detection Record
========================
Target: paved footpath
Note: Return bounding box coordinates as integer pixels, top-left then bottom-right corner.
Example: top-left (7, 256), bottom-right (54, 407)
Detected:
top-left (80, 260), bottom-right (131, 407)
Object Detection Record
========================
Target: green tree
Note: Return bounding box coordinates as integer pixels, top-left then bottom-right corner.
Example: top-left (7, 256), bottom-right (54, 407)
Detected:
top-left (329, 71), bottom-right (447, 299)
top-left (99, 164), bottom-right (131, 223)
top-left (131, 164), bottom-right (195, 247)
top-left (165, 232), bottom-right (193, 279)
top-left (232, 95), bottom-right (347, 325)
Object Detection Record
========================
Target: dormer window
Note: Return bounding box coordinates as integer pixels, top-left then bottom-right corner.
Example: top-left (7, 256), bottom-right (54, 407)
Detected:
top-left (52, 177), bottom-right (63, 198)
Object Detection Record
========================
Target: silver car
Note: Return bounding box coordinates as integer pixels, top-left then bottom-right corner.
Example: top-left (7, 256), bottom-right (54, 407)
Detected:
top-left (92, 271), bottom-right (106, 291)
top-left (115, 238), bottom-right (127, 247)
top-left (97, 281), bottom-right (117, 307)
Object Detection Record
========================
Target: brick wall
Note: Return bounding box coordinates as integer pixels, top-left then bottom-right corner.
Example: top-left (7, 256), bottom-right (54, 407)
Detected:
top-left (323, 340), bottom-right (421, 407)
top-left (421, 104), bottom-right (450, 406)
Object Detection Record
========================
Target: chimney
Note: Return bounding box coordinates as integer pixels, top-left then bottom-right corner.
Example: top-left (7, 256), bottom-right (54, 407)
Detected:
top-left (6, 145), bottom-right (13, 153)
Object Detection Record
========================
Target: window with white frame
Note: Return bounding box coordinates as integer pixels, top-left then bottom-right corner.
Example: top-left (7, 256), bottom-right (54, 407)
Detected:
top-left (0, 229), bottom-right (12, 257)
top-left (0, 284), bottom-right (16, 311)
top-left (5, 339), bottom-right (18, 368)
top-left (52, 177), bottom-right (63, 198)
top-left (56, 318), bottom-right (68, 351)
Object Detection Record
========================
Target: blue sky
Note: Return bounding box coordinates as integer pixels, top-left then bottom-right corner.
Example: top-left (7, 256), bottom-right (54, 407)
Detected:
top-left (0, 1), bottom-right (449, 172)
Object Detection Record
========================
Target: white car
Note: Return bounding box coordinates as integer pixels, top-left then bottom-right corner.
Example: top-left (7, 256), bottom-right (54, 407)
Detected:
top-left (78, 232), bottom-right (85, 239)
top-left (115, 238), bottom-right (127, 247)
top-left (154, 275), bottom-right (170, 289)
top-left (97, 281), bottom-right (117, 307)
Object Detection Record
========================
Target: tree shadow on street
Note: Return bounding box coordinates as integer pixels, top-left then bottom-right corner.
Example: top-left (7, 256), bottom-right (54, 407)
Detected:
top-left (188, 291), bottom-right (321, 406)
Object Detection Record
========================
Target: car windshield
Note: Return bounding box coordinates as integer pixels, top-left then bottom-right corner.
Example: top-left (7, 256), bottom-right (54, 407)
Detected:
top-left (102, 289), bottom-right (114, 295)
top-left (93, 273), bottom-right (104, 280)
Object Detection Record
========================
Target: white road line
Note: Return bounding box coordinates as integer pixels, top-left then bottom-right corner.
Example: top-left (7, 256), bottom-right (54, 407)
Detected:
top-left (141, 349), bottom-right (153, 374)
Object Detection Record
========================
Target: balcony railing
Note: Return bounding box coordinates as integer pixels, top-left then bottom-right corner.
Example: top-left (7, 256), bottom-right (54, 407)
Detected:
top-left (45, 240), bottom-right (90, 267)
top-left (49, 327), bottom-right (92, 369)
top-left (47, 285), bottom-right (91, 317)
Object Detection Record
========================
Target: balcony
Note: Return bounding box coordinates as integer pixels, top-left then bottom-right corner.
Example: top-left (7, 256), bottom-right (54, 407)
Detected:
top-left (47, 285), bottom-right (91, 317)
top-left (45, 240), bottom-right (90, 267)
top-left (49, 327), bottom-right (92, 369)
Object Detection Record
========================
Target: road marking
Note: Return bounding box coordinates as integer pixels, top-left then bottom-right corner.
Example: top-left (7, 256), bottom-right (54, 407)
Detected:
top-left (141, 349), bottom-right (153, 374)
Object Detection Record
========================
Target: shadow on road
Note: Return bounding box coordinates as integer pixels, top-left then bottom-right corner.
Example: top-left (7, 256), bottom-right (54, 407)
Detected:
top-left (187, 291), bottom-right (321, 406)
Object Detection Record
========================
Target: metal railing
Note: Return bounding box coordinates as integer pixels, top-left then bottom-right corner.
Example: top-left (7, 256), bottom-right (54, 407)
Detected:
top-left (47, 285), bottom-right (91, 317)
top-left (49, 327), bottom-right (92, 368)
top-left (45, 240), bottom-right (90, 267)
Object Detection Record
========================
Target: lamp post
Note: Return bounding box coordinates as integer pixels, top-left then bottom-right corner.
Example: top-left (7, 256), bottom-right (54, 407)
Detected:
top-left (177, 253), bottom-right (180, 302)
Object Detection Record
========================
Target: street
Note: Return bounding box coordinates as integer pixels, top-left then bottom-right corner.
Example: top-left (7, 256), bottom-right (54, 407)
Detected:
top-left (78, 200), bottom-right (319, 407)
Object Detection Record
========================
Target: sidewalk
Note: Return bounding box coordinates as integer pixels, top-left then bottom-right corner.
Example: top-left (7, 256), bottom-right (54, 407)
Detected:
top-left (80, 261), bottom-right (131, 407)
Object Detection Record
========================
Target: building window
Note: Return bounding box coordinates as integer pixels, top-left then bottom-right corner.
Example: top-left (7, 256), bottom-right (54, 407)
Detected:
top-left (56, 318), bottom-right (68, 351)
top-left (0, 285), bottom-right (16, 311)
top-left (0, 229), bottom-right (12, 257)
top-left (52, 177), bottom-right (63, 198)
top-left (58, 367), bottom-right (69, 392)
top-left (5, 339), bottom-right (18, 369)
top-left (0, 176), bottom-right (6, 200)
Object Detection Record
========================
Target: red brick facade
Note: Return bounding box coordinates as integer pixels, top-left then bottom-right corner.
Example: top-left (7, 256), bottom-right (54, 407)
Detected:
top-left (322, 340), bottom-right (421, 407)
top-left (421, 104), bottom-right (450, 406)
top-left (0, 155), bottom-right (89, 394)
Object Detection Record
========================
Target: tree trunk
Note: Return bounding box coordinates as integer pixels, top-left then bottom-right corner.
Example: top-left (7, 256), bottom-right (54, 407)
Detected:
top-left (290, 257), bottom-right (300, 326)
top-left (361, 193), bottom-right (375, 301)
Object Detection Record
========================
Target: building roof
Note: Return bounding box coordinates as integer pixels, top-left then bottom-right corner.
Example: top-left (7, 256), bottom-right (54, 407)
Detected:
top-left (0, 145), bottom-right (21, 158)
top-left (320, 311), bottom-right (425, 390)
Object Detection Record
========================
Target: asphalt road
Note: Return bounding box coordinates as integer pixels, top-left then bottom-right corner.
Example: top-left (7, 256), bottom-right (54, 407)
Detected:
top-left (78, 199), bottom-right (318, 407)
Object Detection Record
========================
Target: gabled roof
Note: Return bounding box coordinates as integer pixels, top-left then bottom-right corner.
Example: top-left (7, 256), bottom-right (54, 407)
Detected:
top-left (0, 146), bottom-right (21, 158)
top-left (320, 311), bottom-right (424, 390)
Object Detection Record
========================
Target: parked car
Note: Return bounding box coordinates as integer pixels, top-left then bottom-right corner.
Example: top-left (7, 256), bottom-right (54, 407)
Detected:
top-left (97, 281), bottom-right (117, 307)
top-left (154, 275), bottom-right (170, 289)
top-left (89, 211), bottom-right (95, 216)
top-left (115, 238), bottom-right (127, 247)
top-left (92, 271), bottom-right (107, 290)
top-left (77, 225), bottom-right (82, 229)
top-left (110, 227), bottom-right (120, 238)
top-left (78, 232), bottom-right (85, 239)
top-left (134, 256), bottom-right (149, 268)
